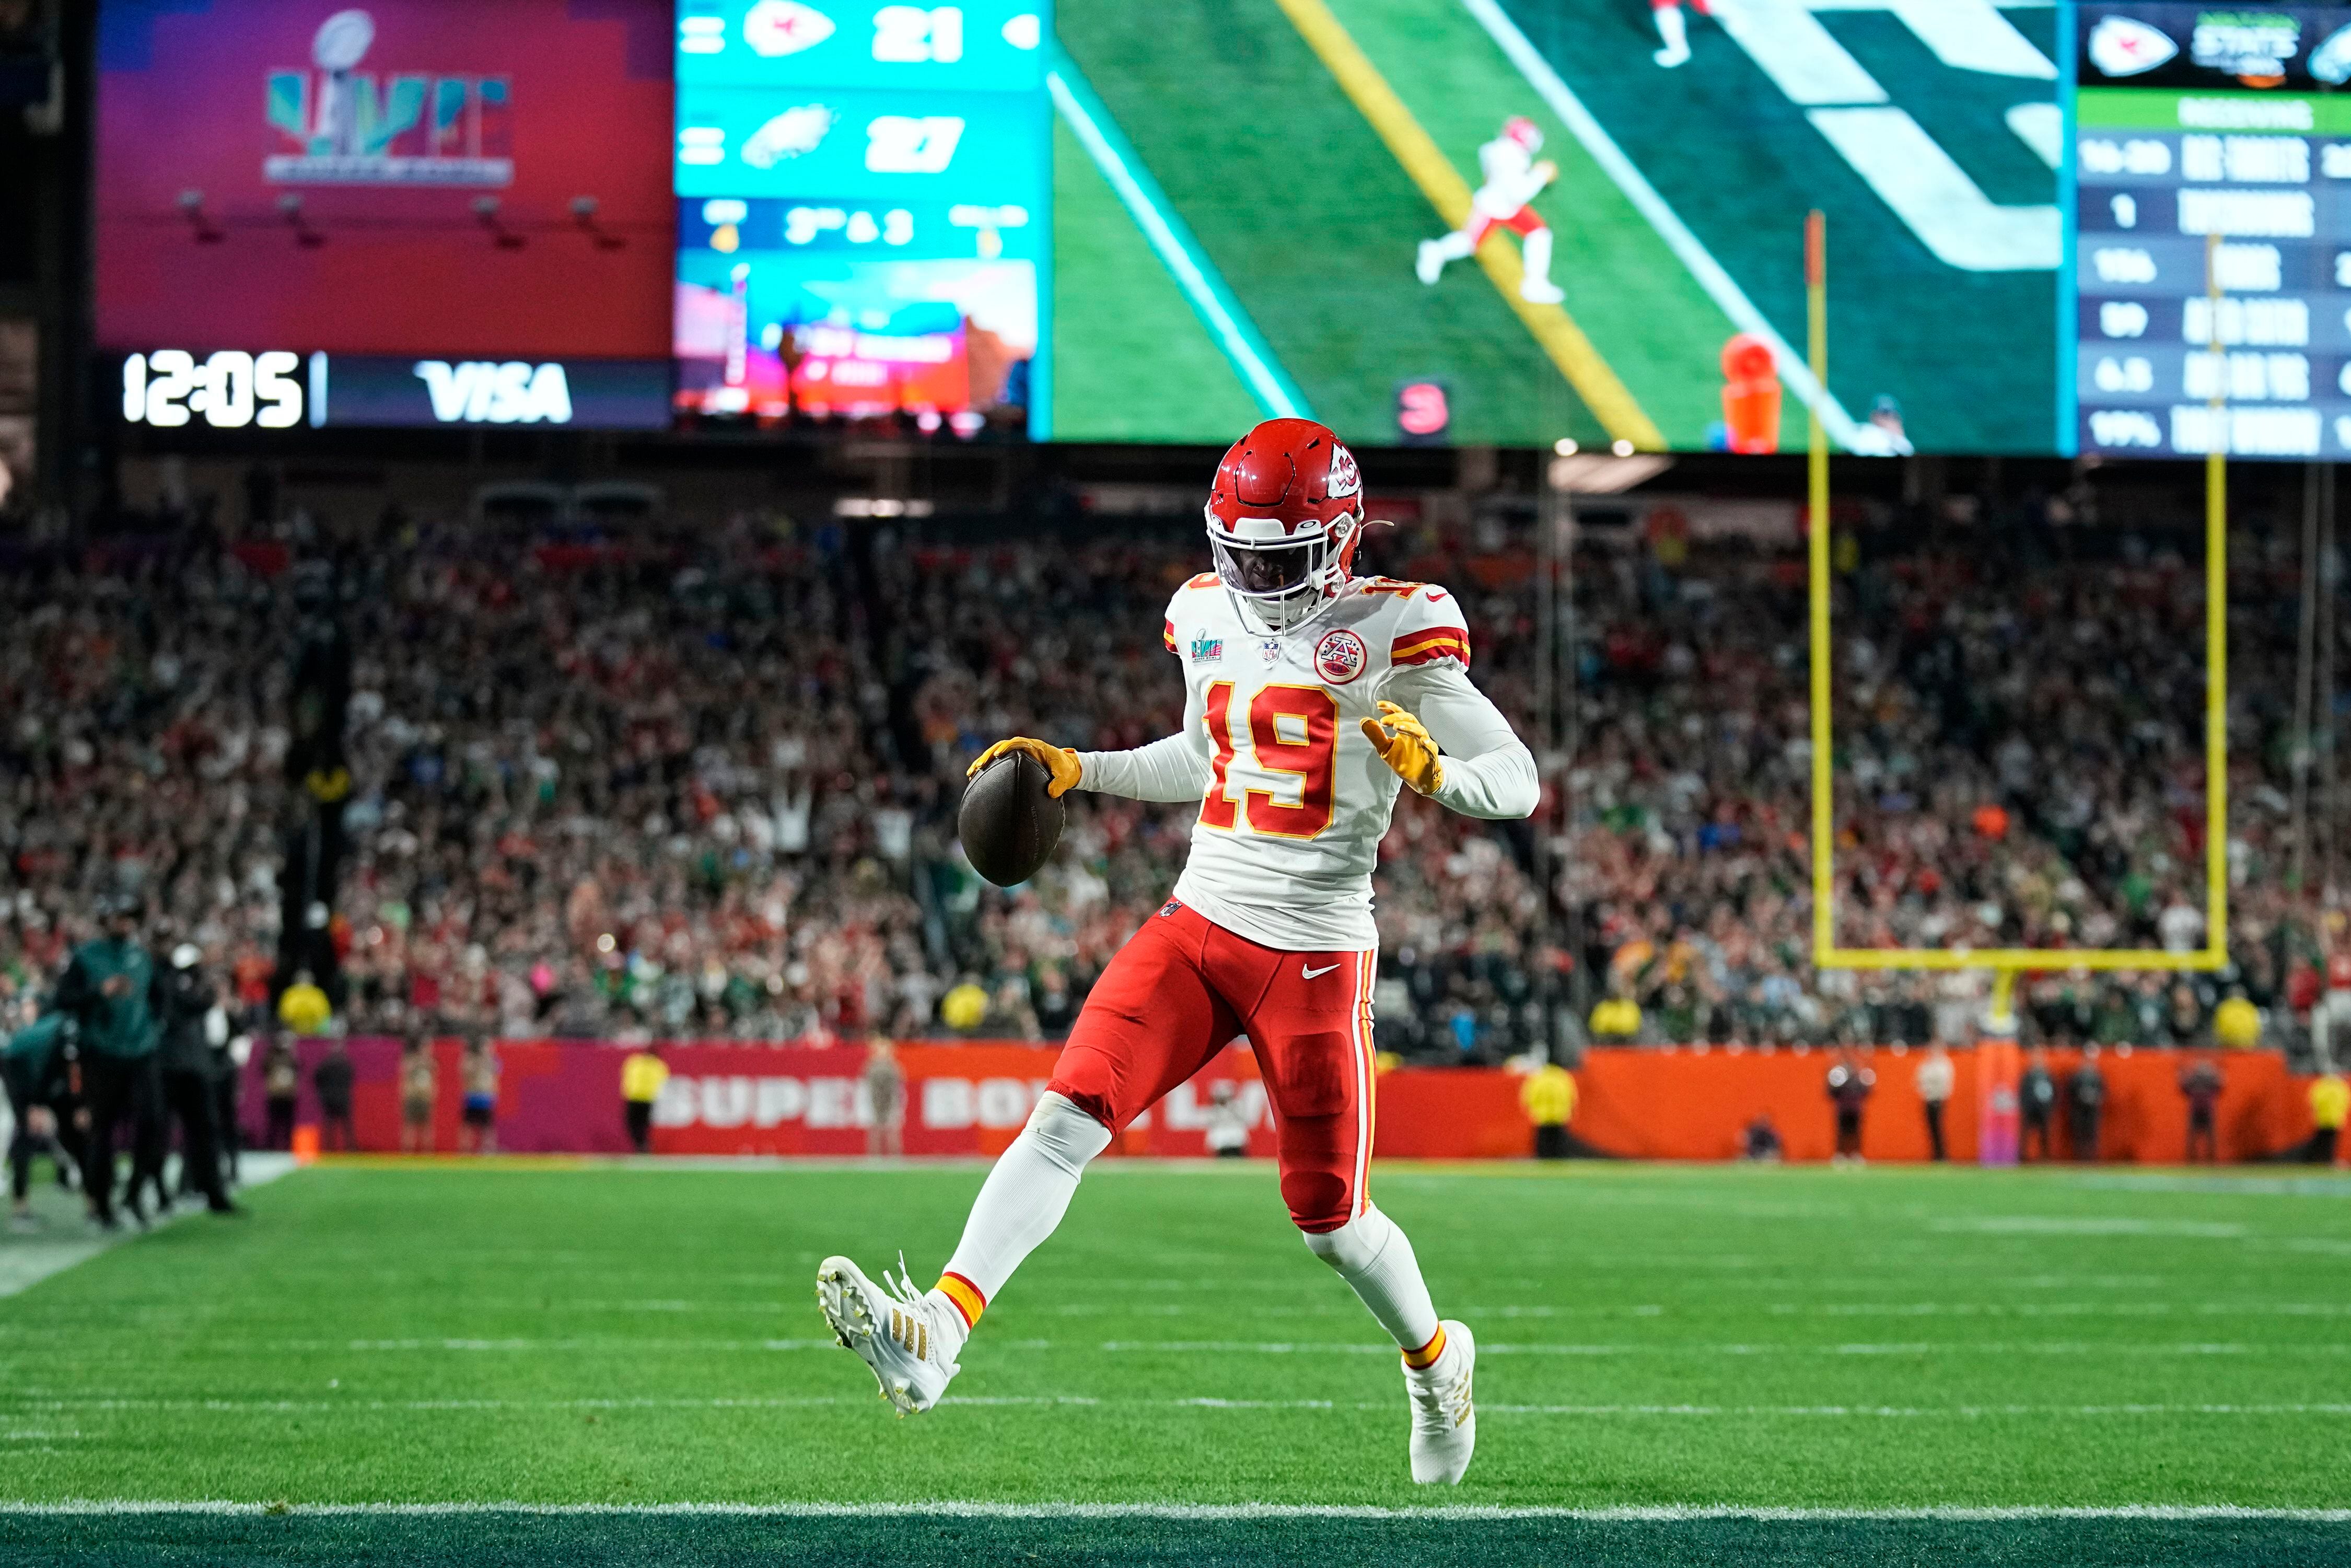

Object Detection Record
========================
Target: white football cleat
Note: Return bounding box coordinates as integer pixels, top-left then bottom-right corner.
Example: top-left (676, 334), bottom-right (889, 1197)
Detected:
top-left (1404, 1318), bottom-right (1477, 1484)
top-left (1519, 277), bottom-right (1565, 305)
top-left (1654, 42), bottom-right (1691, 67)
top-left (1416, 239), bottom-right (1444, 286)
top-left (816, 1255), bottom-right (962, 1415)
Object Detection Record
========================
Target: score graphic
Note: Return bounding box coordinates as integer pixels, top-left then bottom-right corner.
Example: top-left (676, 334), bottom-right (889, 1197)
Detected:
top-left (672, 1), bottom-right (1050, 433)
top-left (2068, 4), bottom-right (2351, 457)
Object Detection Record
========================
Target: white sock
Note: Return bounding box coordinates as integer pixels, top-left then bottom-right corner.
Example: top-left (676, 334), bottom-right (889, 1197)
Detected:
top-left (1432, 230), bottom-right (1476, 263)
top-left (1521, 226), bottom-right (1554, 286)
top-left (1302, 1204), bottom-right (1441, 1356)
top-left (937, 1091), bottom-right (1110, 1319)
top-left (1655, 5), bottom-right (1687, 54)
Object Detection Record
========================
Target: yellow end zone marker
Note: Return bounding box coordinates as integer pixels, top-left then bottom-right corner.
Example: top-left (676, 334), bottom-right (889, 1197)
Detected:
top-left (1272, 0), bottom-right (1665, 450)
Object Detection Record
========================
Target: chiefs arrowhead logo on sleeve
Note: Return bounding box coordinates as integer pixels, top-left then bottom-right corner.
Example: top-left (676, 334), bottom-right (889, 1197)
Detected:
top-left (1327, 444), bottom-right (1361, 501)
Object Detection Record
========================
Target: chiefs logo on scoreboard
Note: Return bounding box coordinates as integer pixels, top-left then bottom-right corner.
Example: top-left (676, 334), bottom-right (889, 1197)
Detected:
top-left (1314, 628), bottom-right (1368, 685)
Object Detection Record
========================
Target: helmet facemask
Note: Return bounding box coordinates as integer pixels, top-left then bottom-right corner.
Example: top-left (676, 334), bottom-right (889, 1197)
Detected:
top-left (1206, 513), bottom-right (1355, 634)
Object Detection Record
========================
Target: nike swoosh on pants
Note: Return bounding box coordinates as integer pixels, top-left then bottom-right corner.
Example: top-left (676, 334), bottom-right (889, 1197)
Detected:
top-left (1301, 962), bottom-right (1341, 980)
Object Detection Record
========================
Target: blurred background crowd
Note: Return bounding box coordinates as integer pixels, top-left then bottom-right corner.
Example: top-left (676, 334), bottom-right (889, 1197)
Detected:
top-left (0, 481), bottom-right (2342, 1068)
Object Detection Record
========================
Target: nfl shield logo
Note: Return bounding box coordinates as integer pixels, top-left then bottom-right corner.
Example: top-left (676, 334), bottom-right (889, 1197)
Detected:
top-left (1314, 629), bottom-right (1368, 684)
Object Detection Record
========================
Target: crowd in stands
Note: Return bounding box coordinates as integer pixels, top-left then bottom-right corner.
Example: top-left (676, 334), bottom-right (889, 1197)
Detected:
top-left (0, 484), bottom-right (2342, 1064)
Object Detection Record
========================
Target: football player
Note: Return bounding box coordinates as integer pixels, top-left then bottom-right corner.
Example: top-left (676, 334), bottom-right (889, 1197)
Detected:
top-left (1651, 0), bottom-right (1713, 68)
top-left (1415, 115), bottom-right (1566, 305)
top-left (818, 419), bottom-right (1538, 1486)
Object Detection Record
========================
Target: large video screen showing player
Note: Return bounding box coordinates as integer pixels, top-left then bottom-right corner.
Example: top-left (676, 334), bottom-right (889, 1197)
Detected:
top-left (1046, 0), bottom-right (2061, 454)
top-left (96, 0), bottom-right (673, 362)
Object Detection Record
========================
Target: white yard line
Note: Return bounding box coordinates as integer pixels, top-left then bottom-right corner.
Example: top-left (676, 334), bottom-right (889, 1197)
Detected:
top-left (3, 1394), bottom-right (2346, 1420)
top-left (0, 1500), bottom-right (2340, 1521)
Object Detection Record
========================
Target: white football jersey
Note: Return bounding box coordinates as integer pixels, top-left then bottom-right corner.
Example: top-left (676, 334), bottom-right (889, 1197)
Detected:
top-left (1472, 136), bottom-right (1547, 220)
top-left (1077, 572), bottom-right (1529, 953)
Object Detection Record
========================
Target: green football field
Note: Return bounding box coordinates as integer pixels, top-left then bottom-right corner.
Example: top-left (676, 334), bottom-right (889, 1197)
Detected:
top-left (2, 1160), bottom-right (2346, 1564)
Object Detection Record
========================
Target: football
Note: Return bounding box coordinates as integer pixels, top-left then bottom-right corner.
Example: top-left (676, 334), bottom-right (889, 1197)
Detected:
top-left (958, 749), bottom-right (1065, 887)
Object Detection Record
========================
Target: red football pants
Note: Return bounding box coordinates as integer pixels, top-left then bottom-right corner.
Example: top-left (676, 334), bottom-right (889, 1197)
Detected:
top-left (1048, 901), bottom-right (1377, 1234)
top-left (1464, 205), bottom-right (1545, 248)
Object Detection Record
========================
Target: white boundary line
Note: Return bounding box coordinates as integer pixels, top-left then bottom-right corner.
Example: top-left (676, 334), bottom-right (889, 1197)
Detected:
top-left (0, 1501), bottom-right (2341, 1521)
top-left (1044, 55), bottom-right (1310, 420)
top-left (1456, 0), bottom-right (1880, 454)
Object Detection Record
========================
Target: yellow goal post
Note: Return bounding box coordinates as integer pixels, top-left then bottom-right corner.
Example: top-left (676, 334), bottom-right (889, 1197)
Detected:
top-left (1803, 214), bottom-right (2229, 1019)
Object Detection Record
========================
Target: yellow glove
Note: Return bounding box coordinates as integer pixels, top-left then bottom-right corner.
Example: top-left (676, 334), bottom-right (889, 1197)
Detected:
top-left (967, 736), bottom-right (1083, 798)
top-left (1360, 701), bottom-right (1444, 795)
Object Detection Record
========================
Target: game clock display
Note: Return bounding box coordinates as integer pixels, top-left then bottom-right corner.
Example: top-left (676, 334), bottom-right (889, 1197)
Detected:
top-left (2067, 2), bottom-right (2351, 457)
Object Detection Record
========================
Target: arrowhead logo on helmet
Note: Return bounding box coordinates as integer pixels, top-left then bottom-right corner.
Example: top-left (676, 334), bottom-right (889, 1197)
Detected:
top-left (1204, 419), bottom-right (1366, 635)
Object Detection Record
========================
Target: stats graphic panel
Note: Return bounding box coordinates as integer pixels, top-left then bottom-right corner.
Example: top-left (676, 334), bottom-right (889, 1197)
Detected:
top-left (95, 0), bottom-right (676, 384)
top-left (672, 0), bottom-right (1049, 433)
top-left (2068, 2), bottom-right (2351, 458)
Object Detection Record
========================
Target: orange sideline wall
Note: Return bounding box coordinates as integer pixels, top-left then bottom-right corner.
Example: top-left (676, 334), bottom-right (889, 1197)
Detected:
top-left (291, 1038), bottom-right (2320, 1162)
top-left (1516, 1046), bottom-right (2311, 1164)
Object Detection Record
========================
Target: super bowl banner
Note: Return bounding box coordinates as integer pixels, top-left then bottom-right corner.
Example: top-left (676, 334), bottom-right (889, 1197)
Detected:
top-left (245, 1038), bottom-right (2311, 1164)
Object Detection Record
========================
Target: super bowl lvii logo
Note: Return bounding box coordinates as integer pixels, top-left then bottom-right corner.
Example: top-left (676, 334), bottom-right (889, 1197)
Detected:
top-left (264, 8), bottom-right (513, 187)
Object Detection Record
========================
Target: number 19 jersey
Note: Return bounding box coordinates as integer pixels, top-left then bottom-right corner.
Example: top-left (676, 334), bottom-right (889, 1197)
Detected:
top-left (1156, 572), bottom-right (1474, 952)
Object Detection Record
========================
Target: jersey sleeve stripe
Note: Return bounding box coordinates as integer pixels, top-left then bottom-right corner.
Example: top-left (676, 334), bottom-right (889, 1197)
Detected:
top-left (1389, 631), bottom-right (1472, 668)
top-left (1163, 619), bottom-right (1178, 654)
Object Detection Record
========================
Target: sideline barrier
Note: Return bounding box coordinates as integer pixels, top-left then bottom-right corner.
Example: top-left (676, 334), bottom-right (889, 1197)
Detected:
top-left (246, 1040), bottom-right (2317, 1163)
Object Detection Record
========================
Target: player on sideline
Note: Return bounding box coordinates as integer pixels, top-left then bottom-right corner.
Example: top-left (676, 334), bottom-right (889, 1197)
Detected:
top-left (818, 419), bottom-right (1538, 1485)
top-left (1416, 115), bottom-right (1567, 305)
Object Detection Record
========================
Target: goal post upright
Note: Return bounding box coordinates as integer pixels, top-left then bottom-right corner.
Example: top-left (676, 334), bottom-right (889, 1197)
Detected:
top-left (1803, 215), bottom-right (2230, 997)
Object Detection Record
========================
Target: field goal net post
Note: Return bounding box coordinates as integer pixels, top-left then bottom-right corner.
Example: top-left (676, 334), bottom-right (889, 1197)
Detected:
top-left (1802, 213), bottom-right (2230, 1067)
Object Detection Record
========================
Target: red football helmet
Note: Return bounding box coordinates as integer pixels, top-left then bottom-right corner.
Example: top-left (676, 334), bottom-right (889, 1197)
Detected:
top-left (1203, 417), bottom-right (1365, 633)
top-left (1502, 115), bottom-right (1543, 153)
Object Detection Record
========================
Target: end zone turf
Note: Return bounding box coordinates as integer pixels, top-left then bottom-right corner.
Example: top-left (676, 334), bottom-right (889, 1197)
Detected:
top-left (0, 1160), bottom-right (2343, 1562)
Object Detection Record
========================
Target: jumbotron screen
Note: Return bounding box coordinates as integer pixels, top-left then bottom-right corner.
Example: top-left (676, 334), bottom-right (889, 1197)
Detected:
top-left (96, 0), bottom-right (676, 429)
top-left (129, 0), bottom-right (2351, 458)
top-left (673, 0), bottom-right (2064, 454)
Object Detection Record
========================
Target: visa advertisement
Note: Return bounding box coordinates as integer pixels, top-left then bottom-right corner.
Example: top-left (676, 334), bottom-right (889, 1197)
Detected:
top-left (671, 0), bottom-right (1050, 433)
top-left (95, 0), bottom-right (676, 366)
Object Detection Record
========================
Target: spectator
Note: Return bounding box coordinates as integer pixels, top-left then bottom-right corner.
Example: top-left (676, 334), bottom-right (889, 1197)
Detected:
top-left (400, 1036), bottom-right (437, 1154)
top-left (277, 971), bottom-right (331, 1037)
top-left (1587, 978), bottom-right (1642, 1045)
top-left (1203, 1081), bottom-right (1251, 1158)
top-left (1914, 1043), bottom-right (1954, 1163)
top-left (1520, 1057), bottom-right (1576, 1159)
top-left (2067, 1046), bottom-right (2106, 1162)
top-left (1741, 1112), bottom-right (1783, 1163)
top-left (458, 1038), bottom-right (498, 1155)
top-left (260, 1037), bottom-right (299, 1151)
top-left (620, 1044), bottom-right (667, 1154)
top-left (314, 1039), bottom-right (356, 1152)
top-left (2020, 1047), bottom-right (2058, 1163)
top-left (1827, 1051), bottom-right (1873, 1166)
top-left (2213, 991), bottom-right (2261, 1052)
top-left (863, 1037), bottom-right (904, 1158)
top-left (2310, 1072), bottom-right (2348, 1166)
top-left (2179, 1054), bottom-right (2223, 1163)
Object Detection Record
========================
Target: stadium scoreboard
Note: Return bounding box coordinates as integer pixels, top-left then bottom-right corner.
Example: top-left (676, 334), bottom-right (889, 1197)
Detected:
top-left (2069, 3), bottom-right (2351, 458)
